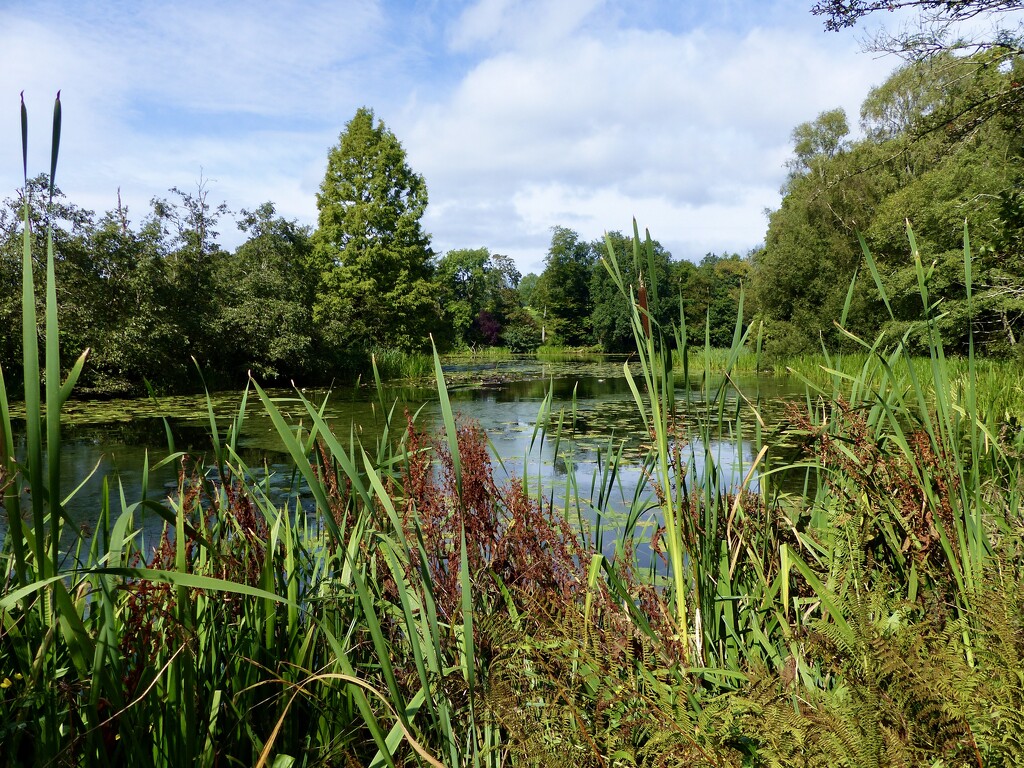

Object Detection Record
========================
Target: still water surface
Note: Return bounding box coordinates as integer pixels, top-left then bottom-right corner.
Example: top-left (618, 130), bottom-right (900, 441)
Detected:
top-left (10, 358), bottom-right (808, 557)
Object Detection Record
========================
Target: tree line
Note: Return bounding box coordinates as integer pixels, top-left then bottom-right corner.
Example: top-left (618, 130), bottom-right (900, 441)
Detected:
top-left (755, 48), bottom-right (1024, 359)
top-left (0, 107), bottom-right (750, 396)
top-left (7, 37), bottom-right (1022, 396)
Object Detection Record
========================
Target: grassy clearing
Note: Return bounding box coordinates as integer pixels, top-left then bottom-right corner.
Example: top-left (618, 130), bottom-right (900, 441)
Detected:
top-left (3, 105), bottom-right (1024, 767)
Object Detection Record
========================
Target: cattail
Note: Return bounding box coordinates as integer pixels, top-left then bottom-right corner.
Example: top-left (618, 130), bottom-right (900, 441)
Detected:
top-left (638, 272), bottom-right (650, 340)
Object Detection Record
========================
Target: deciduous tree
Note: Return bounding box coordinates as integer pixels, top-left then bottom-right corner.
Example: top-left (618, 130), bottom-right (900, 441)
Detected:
top-left (534, 227), bottom-right (594, 346)
top-left (215, 203), bottom-right (316, 380)
top-left (590, 231), bottom-right (675, 352)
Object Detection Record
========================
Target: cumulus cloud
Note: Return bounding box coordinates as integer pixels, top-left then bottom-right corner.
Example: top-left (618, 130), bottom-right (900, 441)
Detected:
top-left (2, 0), bottom-right (897, 269)
top-left (405, 6), bottom-right (895, 271)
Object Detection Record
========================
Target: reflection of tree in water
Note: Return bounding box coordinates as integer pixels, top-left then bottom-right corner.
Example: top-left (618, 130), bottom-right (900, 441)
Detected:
top-left (64, 418), bottom-right (207, 451)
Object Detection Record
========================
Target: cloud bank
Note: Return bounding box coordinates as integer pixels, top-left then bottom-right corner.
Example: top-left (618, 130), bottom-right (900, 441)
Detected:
top-left (1, 0), bottom-right (896, 273)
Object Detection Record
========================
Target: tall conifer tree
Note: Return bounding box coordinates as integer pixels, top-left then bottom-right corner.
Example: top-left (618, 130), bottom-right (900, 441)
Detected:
top-left (312, 107), bottom-right (437, 353)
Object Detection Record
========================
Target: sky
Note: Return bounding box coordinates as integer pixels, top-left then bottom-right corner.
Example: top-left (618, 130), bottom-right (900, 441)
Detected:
top-left (0, 0), bottom-right (901, 274)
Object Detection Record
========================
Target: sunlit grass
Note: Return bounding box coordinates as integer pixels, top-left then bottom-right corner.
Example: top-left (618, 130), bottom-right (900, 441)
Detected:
top-left (3, 105), bottom-right (1023, 767)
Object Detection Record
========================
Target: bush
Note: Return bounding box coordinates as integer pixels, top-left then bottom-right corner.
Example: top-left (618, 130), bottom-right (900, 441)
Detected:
top-left (500, 308), bottom-right (543, 352)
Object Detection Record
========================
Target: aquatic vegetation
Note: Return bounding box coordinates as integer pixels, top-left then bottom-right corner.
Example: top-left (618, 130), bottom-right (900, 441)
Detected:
top-left (3, 103), bottom-right (1024, 768)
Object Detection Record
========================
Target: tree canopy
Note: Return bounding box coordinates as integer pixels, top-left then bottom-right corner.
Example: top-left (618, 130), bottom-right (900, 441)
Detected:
top-left (0, 106), bottom-right (760, 397)
top-left (753, 51), bottom-right (1024, 359)
top-left (533, 227), bottom-right (596, 347)
top-left (311, 107), bottom-right (438, 354)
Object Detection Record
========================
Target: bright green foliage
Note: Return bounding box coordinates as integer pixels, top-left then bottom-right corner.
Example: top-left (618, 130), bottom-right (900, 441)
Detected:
top-left (518, 271), bottom-right (539, 307)
top-left (754, 108), bottom-right (879, 358)
top-left (786, 107), bottom-right (850, 178)
top-left (679, 252), bottom-right (756, 347)
top-left (860, 57), bottom-right (1024, 355)
top-left (755, 51), bottom-right (1024, 359)
top-left (311, 107), bottom-right (438, 354)
top-left (436, 247), bottom-right (490, 346)
top-left (434, 248), bottom-right (523, 348)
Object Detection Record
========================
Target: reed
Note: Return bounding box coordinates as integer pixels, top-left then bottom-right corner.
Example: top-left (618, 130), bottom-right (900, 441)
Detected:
top-left (369, 346), bottom-right (434, 381)
top-left (440, 346), bottom-right (515, 363)
top-left (3, 104), bottom-right (1023, 767)
top-left (534, 345), bottom-right (602, 361)
top-left (674, 345), bottom-right (761, 374)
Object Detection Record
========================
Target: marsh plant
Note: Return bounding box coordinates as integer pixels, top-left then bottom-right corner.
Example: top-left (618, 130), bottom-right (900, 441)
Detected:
top-left (2, 99), bottom-right (1024, 768)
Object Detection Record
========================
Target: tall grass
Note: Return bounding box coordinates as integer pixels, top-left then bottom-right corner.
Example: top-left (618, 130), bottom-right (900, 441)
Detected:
top-left (440, 346), bottom-right (515, 363)
top-left (369, 346), bottom-right (434, 380)
top-left (3, 104), bottom-right (1023, 767)
top-left (674, 345), bottom-right (761, 373)
top-left (0, 97), bottom-right (432, 767)
top-left (534, 345), bottom-right (603, 361)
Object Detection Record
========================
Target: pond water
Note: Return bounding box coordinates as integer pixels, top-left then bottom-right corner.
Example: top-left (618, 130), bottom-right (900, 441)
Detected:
top-left (7, 357), bottom-right (810, 560)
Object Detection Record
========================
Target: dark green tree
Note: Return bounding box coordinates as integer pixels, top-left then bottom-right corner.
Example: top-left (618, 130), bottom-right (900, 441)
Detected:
top-left (435, 248), bottom-right (490, 348)
top-left (0, 179), bottom-right (196, 394)
top-left (0, 176), bottom-right (94, 391)
top-left (590, 231), bottom-right (675, 352)
top-left (311, 107), bottom-right (438, 355)
top-left (148, 181), bottom-right (230, 378)
top-left (77, 207), bottom-right (181, 393)
top-left (484, 253), bottom-right (523, 326)
top-left (534, 227), bottom-right (594, 346)
top-left (215, 203), bottom-right (317, 381)
top-left (434, 248), bottom-right (525, 349)
top-left (681, 253), bottom-right (755, 348)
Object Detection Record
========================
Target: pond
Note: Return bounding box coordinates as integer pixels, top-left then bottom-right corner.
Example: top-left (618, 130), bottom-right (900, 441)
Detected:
top-left (6, 357), bottom-right (810, 560)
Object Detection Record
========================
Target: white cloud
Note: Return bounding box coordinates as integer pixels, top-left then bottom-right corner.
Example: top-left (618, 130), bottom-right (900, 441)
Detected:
top-left (449, 0), bottom-right (606, 52)
top-left (1, 0), bottom-right (900, 267)
top-left (0, 0), bottom-right (388, 241)
top-left (405, 13), bottom-right (895, 269)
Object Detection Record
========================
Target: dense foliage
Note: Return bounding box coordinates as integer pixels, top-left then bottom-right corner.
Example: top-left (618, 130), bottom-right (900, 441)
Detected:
top-left (753, 50), bottom-right (1024, 359)
top-left (311, 107), bottom-right (439, 357)
top-left (8, 16), bottom-right (1024, 399)
top-left (7, 88), bottom-right (1024, 768)
top-left (0, 180), bottom-right (753, 397)
top-left (6, 173), bottom-right (1024, 763)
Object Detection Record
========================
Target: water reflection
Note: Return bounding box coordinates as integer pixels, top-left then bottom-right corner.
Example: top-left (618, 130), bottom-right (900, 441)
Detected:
top-left (6, 358), bottom-right (810, 564)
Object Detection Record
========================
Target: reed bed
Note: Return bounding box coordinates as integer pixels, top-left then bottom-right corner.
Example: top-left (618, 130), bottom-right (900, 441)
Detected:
top-left (369, 346), bottom-right (434, 381)
top-left (2, 102), bottom-right (1023, 767)
top-left (535, 345), bottom-right (604, 361)
top-left (440, 347), bottom-right (515, 363)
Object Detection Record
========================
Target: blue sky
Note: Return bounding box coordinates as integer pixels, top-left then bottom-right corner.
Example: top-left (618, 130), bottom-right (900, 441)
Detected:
top-left (1, 0), bottom-right (899, 273)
